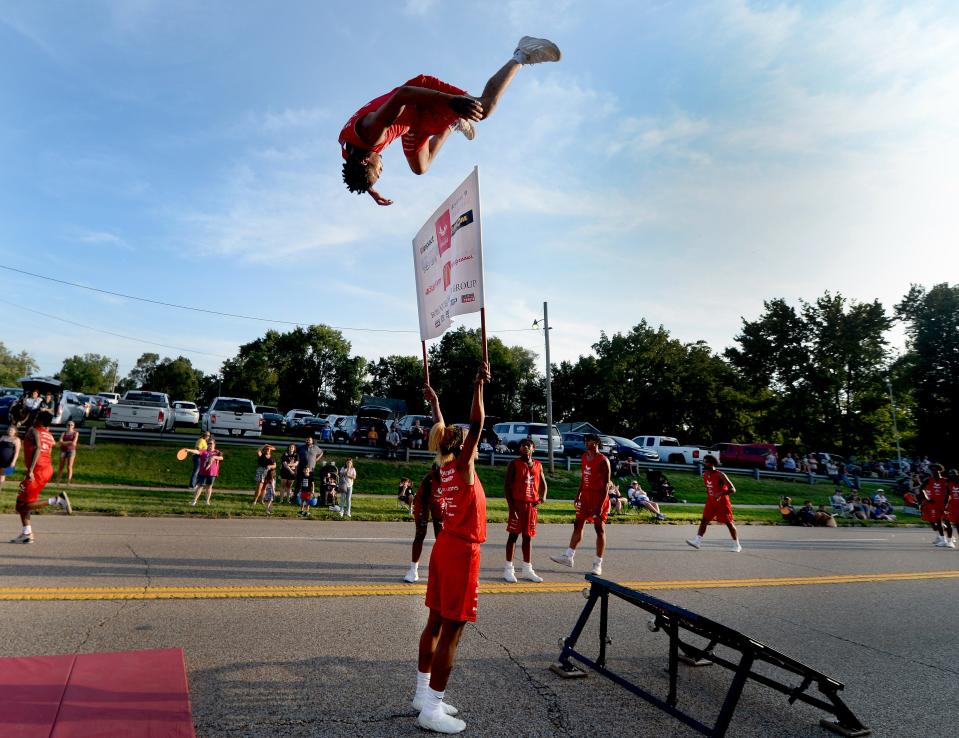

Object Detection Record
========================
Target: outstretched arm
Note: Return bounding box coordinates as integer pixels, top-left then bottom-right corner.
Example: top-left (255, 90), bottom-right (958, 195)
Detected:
top-left (458, 362), bottom-right (490, 473)
top-left (424, 384), bottom-right (443, 428)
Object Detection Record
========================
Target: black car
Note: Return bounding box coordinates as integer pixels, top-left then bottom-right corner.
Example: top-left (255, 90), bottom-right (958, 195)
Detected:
top-left (295, 416), bottom-right (330, 438)
top-left (349, 406), bottom-right (393, 446)
top-left (260, 412), bottom-right (287, 435)
top-left (607, 436), bottom-right (659, 463)
top-left (561, 432), bottom-right (615, 457)
top-left (0, 395), bottom-right (15, 424)
top-left (395, 414), bottom-right (433, 446)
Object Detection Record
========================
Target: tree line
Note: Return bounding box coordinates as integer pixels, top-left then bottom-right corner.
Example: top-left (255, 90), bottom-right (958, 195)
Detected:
top-left (4, 283), bottom-right (956, 462)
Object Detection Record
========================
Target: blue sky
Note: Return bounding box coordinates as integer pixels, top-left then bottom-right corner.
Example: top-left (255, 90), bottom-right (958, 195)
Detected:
top-left (2, 0), bottom-right (956, 380)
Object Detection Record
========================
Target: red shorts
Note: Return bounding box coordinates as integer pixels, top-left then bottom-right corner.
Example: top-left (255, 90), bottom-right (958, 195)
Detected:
top-left (299, 490), bottom-right (312, 503)
top-left (506, 502), bottom-right (538, 537)
top-left (413, 492), bottom-right (443, 525)
top-left (702, 497), bottom-right (734, 524)
top-left (17, 468), bottom-right (53, 505)
top-left (425, 533), bottom-right (481, 623)
top-left (921, 497), bottom-right (946, 523)
top-left (945, 500), bottom-right (959, 525)
top-left (401, 75), bottom-right (467, 154)
top-left (575, 492), bottom-right (610, 524)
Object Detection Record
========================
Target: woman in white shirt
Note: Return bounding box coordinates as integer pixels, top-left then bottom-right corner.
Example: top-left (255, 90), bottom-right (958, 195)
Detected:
top-left (338, 458), bottom-right (357, 518)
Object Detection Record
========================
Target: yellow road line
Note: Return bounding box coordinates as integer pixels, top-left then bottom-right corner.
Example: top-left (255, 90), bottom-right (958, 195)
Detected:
top-left (0, 570), bottom-right (956, 601)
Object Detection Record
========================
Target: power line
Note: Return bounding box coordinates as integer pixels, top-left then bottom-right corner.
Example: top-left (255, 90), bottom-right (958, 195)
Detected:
top-left (0, 299), bottom-right (230, 359)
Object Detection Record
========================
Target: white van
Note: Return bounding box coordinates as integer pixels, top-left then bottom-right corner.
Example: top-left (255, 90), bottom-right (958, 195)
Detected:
top-left (491, 422), bottom-right (564, 455)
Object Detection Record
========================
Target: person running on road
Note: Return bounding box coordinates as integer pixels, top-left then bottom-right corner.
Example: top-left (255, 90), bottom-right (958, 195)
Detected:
top-left (340, 36), bottom-right (561, 206)
top-left (503, 438), bottom-right (547, 583)
top-left (414, 362), bottom-right (490, 734)
top-left (404, 465), bottom-right (443, 584)
top-left (550, 433), bottom-right (611, 575)
top-left (0, 424), bottom-right (22, 493)
top-left (10, 411), bottom-right (72, 544)
top-left (686, 455), bottom-right (742, 552)
top-left (921, 464), bottom-right (953, 548)
top-left (187, 438), bottom-right (223, 507)
top-left (55, 420), bottom-right (79, 485)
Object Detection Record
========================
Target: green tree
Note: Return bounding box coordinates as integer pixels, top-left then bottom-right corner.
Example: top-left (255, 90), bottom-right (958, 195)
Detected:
top-left (364, 355), bottom-right (428, 414)
top-left (149, 357), bottom-right (203, 401)
top-left (118, 353), bottom-right (160, 393)
top-left (57, 353), bottom-right (118, 393)
top-left (896, 283), bottom-right (959, 462)
top-left (0, 342), bottom-right (39, 386)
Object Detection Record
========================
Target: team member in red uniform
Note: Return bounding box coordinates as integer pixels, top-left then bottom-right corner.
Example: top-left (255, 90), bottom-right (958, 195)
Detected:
top-left (413, 362), bottom-right (490, 735)
top-left (550, 433), bottom-right (611, 576)
top-left (943, 468), bottom-right (959, 548)
top-left (404, 464), bottom-right (444, 584)
top-left (340, 36), bottom-right (561, 206)
top-left (686, 455), bottom-right (741, 552)
top-left (10, 411), bottom-right (72, 544)
top-left (503, 438), bottom-right (547, 583)
top-left (921, 464), bottom-right (954, 548)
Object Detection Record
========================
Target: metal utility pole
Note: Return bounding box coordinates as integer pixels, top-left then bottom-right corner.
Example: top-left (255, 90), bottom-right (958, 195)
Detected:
top-left (535, 302), bottom-right (555, 473)
top-left (886, 377), bottom-right (903, 474)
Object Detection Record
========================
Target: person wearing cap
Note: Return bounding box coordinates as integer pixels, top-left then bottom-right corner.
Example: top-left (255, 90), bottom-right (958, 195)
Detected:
top-left (550, 433), bottom-right (611, 576)
top-left (252, 444), bottom-right (277, 507)
top-left (11, 410), bottom-right (72, 544)
top-left (686, 455), bottom-right (741, 552)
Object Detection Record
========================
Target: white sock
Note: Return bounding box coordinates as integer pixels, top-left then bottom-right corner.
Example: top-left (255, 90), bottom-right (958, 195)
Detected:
top-left (694, 535), bottom-right (703, 544)
top-left (565, 547), bottom-right (575, 559)
top-left (505, 560), bottom-right (514, 567)
top-left (48, 497), bottom-right (58, 505)
top-left (424, 686), bottom-right (445, 715)
top-left (415, 670), bottom-right (430, 700)
top-left (521, 561), bottom-right (533, 571)
top-left (411, 561), bottom-right (419, 570)
top-left (22, 525), bottom-right (31, 535)
top-left (594, 556), bottom-right (603, 566)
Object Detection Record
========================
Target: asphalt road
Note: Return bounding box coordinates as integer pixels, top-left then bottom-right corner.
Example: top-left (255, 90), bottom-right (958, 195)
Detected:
top-left (1, 514), bottom-right (956, 737)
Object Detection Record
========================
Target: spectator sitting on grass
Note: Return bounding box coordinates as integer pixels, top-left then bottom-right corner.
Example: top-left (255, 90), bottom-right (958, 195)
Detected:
top-left (831, 490), bottom-right (854, 516)
top-left (870, 500), bottom-right (896, 521)
top-left (815, 505), bottom-right (837, 527)
top-left (398, 477), bottom-right (414, 512)
top-left (797, 500), bottom-right (818, 526)
top-left (627, 481), bottom-right (667, 520)
top-left (478, 438), bottom-right (494, 453)
top-left (495, 440), bottom-right (509, 454)
top-left (607, 482), bottom-right (624, 515)
top-left (780, 496), bottom-right (799, 525)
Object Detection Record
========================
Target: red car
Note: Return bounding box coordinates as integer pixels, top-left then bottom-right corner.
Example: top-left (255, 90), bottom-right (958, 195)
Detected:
top-left (709, 443), bottom-right (777, 469)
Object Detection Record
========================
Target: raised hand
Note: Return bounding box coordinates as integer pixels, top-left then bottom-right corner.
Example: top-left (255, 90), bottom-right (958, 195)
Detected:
top-left (449, 95), bottom-right (483, 121)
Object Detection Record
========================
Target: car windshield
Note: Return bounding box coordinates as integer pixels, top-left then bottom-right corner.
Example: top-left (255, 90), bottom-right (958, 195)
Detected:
top-left (213, 399), bottom-right (254, 413)
top-left (126, 392), bottom-right (166, 403)
top-left (528, 424), bottom-right (559, 436)
top-left (611, 436), bottom-right (640, 449)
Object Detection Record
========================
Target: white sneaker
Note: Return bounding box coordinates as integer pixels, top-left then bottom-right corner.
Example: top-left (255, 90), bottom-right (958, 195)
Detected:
top-left (936, 539), bottom-right (949, 547)
top-left (57, 491), bottom-right (72, 515)
top-left (10, 532), bottom-right (34, 544)
top-left (520, 566), bottom-right (543, 583)
top-left (503, 564), bottom-right (517, 583)
top-left (417, 709), bottom-right (466, 734)
top-left (549, 553), bottom-right (574, 568)
top-left (730, 541), bottom-right (742, 553)
top-left (411, 697), bottom-right (458, 716)
top-left (946, 540), bottom-right (957, 549)
top-left (513, 36), bottom-right (562, 65)
top-left (591, 561), bottom-right (603, 576)
top-left (454, 118), bottom-right (475, 140)
top-left (404, 565), bottom-right (420, 584)
top-left (686, 539), bottom-right (701, 550)
top-left (338, 509), bottom-right (344, 518)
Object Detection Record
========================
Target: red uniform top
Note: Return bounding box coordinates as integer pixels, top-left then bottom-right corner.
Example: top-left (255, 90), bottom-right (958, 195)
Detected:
top-left (339, 86), bottom-right (414, 158)
top-left (703, 469), bottom-right (731, 500)
top-left (24, 426), bottom-right (54, 475)
top-left (580, 452), bottom-right (608, 496)
top-left (947, 482), bottom-right (959, 504)
top-left (508, 459), bottom-right (543, 503)
top-left (437, 460), bottom-right (487, 544)
top-left (923, 477), bottom-right (948, 501)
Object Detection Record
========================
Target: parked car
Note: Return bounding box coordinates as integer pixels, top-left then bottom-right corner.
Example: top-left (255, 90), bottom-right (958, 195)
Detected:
top-left (561, 432), bottom-right (615, 457)
top-left (631, 435), bottom-right (714, 465)
top-left (173, 401), bottom-right (200, 428)
top-left (395, 414), bottom-right (434, 446)
top-left (491, 422), bottom-right (564, 455)
top-left (295, 416), bottom-right (331, 438)
top-left (349, 406), bottom-right (393, 446)
top-left (76, 394), bottom-right (94, 418)
top-left (709, 443), bottom-right (776, 469)
top-left (283, 409), bottom-right (314, 432)
top-left (0, 386), bottom-right (23, 398)
top-left (96, 392), bottom-right (121, 405)
top-left (255, 405), bottom-right (279, 416)
top-left (607, 435), bottom-right (659, 463)
top-left (201, 397), bottom-right (263, 438)
top-left (260, 412), bottom-right (287, 436)
top-left (333, 415), bottom-right (356, 444)
top-left (103, 390), bottom-right (174, 432)
top-left (0, 395), bottom-right (17, 423)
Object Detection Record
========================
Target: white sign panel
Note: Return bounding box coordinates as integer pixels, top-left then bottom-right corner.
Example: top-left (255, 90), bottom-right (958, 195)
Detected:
top-left (412, 167), bottom-right (485, 341)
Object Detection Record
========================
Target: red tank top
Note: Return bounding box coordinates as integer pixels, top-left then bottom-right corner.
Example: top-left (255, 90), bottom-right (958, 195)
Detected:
top-left (339, 87), bottom-right (417, 158)
top-left (580, 452), bottom-right (607, 495)
top-left (437, 460), bottom-right (486, 543)
top-left (924, 478), bottom-right (947, 500)
top-left (509, 459), bottom-right (542, 502)
top-left (703, 469), bottom-right (730, 500)
top-left (24, 427), bottom-right (54, 473)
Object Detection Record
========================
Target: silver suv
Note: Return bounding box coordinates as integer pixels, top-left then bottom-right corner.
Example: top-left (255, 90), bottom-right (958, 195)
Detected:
top-left (491, 422), bottom-right (564, 454)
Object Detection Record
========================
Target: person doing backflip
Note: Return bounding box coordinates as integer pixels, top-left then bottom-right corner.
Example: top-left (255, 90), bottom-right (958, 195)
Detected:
top-left (921, 464), bottom-right (954, 548)
top-left (550, 433), bottom-right (611, 576)
top-left (10, 411), bottom-right (72, 544)
top-left (413, 362), bottom-right (490, 734)
top-left (686, 455), bottom-right (742, 552)
top-left (340, 36), bottom-right (561, 206)
top-left (503, 438), bottom-right (547, 583)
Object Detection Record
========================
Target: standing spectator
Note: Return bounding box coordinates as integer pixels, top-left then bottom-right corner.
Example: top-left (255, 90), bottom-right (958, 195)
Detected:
top-left (296, 437), bottom-right (323, 497)
top-left (502, 438), bottom-right (547, 584)
top-left (550, 433), bottom-right (612, 575)
top-left (338, 458), bottom-right (357, 518)
top-left (686, 455), bottom-right (741, 552)
top-left (263, 467), bottom-right (276, 516)
top-left (782, 453), bottom-right (797, 472)
top-left (833, 463), bottom-right (859, 494)
top-left (921, 464), bottom-right (953, 547)
top-left (1, 424), bottom-right (22, 493)
top-left (55, 420), bottom-right (79, 485)
top-left (188, 438), bottom-right (223, 506)
top-left (626, 481), bottom-right (666, 520)
top-left (409, 421), bottom-right (424, 450)
top-left (252, 445), bottom-right (276, 506)
top-left (189, 431), bottom-right (209, 490)
top-left (298, 466), bottom-right (315, 517)
top-left (10, 411), bottom-right (72, 544)
top-left (806, 454), bottom-right (819, 474)
top-left (279, 443), bottom-right (298, 503)
top-left (320, 422), bottom-right (333, 443)
top-left (386, 426), bottom-right (401, 459)
top-left (825, 458), bottom-right (839, 478)
top-left (764, 449), bottom-right (779, 471)
top-left (918, 456), bottom-right (932, 475)
top-left (367, 425), bottom-right (379, 447)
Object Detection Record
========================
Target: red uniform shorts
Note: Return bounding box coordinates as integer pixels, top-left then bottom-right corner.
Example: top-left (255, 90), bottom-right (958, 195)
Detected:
top-left (921, 497), bottom-right (946, 523)
top-left (575, 491), bottom-right (610, 524)
top-left (17, 468), bottom-right (53, 505)
top-left (401, 75), bottom-right (467, 154)
top-left (425, 533), bottom-right (481, 623)
top-left (702, 497), bottom-right (734, 524)
top-left (945, 499), bottom-right (959, 525)
top-left (506, 502), bottom-right (538, 537)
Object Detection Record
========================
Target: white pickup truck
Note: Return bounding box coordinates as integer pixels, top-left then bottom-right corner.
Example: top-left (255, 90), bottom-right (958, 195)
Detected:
top-left (201, 396), bottom-right (262, 438)
top-left (631, 435), bottom-right (717, 465)
top-left (103, 390), bottom-right (175, 432)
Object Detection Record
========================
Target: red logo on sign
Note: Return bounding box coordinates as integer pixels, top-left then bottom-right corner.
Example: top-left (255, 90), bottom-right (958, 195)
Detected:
top-left (435, 211), bottom-right (452, 256)
top-left (443, 261), bottom-right (452, 290)
top-left (461, 293), bottom-right (475, 303)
